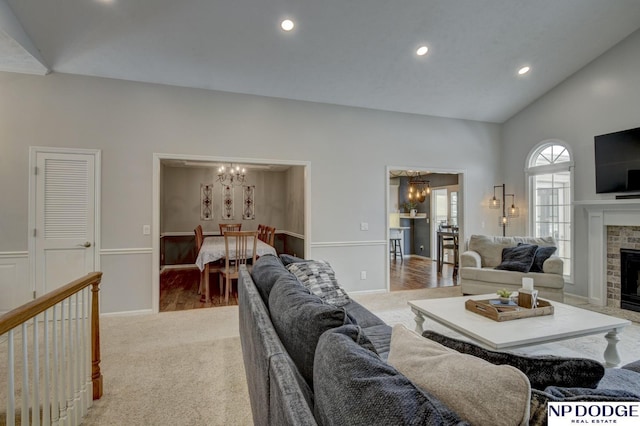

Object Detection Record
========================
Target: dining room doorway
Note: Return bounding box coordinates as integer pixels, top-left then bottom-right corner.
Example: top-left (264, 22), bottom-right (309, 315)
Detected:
top-left (386, 166), bottom-right (465, 292)
top-left (152, 153), bottom-right (311, 313)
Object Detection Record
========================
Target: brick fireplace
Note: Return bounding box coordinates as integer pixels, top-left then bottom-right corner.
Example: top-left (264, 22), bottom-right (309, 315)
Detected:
top-left (606, 226), bottom-right (640, 310)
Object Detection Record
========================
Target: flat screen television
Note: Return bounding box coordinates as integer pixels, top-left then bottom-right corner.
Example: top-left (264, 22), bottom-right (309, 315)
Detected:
top-left (595, 126), bottom-right (640, 194)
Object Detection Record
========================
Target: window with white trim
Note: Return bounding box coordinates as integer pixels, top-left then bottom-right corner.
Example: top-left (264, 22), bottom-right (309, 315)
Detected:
top-left (527, 143), bottom-right (573, 280)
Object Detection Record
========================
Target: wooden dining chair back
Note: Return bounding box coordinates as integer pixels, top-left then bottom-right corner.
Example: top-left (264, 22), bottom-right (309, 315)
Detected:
top-left (220, 230), bottom-right (258, 304)
top-left (257, 224), bottom-right (268, 242)
top-left (265, 226), bottom-right (276, 247)
top-left (219, 223), bottom-right (242, 235)
top-left (195, 225), bottom-right (223, 302)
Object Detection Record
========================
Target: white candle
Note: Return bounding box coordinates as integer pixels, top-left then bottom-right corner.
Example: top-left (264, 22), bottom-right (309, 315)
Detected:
top-left (522, 277), bottom-right (534, 291)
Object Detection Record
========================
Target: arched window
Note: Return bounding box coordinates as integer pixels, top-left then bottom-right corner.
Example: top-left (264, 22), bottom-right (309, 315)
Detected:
top-left (527, 142), bottom-right (573, 280)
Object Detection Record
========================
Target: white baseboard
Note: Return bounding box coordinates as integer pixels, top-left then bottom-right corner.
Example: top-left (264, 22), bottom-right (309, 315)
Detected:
top-left (348, 288), bottom-right (387, 296)
top-left (101, 309), bottom-right (154, 318)
top-left (564, 292), bottom-right (588, 302)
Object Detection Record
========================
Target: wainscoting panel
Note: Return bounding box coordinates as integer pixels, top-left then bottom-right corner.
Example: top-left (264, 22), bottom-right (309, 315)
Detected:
top-left (0, 252), bottom-right (30, 314)
top-left (100, 249), bottom-right (153, 315)
top-left (308, 241), bottom-right (387, 293)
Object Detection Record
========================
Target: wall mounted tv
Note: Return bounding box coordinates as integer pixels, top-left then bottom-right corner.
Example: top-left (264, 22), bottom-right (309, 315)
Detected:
top-left (595, 126), bottom-right (640, 194)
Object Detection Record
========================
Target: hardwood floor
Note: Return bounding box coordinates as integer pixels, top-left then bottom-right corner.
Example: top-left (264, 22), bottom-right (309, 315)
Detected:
top-left (159, 268), bottom-right (237, 312)
top-left (390, 256), bottom-right (458, 291)
top-left (161, 256), bottom-right (456, 312)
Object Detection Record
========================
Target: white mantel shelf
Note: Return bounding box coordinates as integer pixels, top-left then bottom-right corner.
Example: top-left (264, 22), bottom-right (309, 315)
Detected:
top-left (576, 200), bottom-right (640, 307)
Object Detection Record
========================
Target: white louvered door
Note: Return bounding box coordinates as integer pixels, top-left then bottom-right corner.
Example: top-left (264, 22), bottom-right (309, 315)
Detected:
top-left (35, 152), bottom-right (96, 295)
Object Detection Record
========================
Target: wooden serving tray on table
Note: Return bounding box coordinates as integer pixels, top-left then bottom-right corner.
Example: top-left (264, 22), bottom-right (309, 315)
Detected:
top-left (465, 298), bottom-right (554, 322)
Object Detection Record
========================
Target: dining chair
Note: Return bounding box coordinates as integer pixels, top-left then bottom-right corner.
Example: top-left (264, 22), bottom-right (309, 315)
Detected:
top-left (219, 223), bottom-right (242, 235)
top-left (194, 225), bottom-right (222, 302)
top-left (438, 224), bottom-right (459, 277)
top-left (220, 230), bottom-right (258, 304)
top-left (265, 226), bottom-right (276, 247)
top-left (257, 224), bottom-right (268, 243)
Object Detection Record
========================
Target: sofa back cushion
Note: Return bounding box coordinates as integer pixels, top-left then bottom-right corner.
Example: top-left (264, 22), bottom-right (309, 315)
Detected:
top-left (468, 235), bottom-right (557, 268)
top-left (314, 325), bottom-right (467, 426)
top-left (250, 254), bottom-right (291, 303)
top-left (269, 275), bottom-right (352, 387)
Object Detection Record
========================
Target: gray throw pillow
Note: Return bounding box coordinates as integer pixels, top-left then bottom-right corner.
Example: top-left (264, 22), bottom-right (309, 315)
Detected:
top-left (268, 275), bottom-right (352, 387)
top-left (423, 331), bottom-right (605, 390)
top-left (314, 325), bottom-right (467, 426)
top-left (495, 244), bottom-right (538, 272)
top-left (279, 253), bottom-right (307, 266)
top-left (286, 260), bottom-right (350, 307)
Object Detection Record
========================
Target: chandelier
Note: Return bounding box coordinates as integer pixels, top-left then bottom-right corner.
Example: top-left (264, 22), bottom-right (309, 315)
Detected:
top-left (408, 177), bottom-right (430, 203)
top-left (217, 164), bottom-right (246, 186)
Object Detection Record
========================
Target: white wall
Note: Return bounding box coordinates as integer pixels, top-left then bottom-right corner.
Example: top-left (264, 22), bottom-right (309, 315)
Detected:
top-left (502, 29), bottom-right (640, 296)
top-left (0, 72), bottom-right (501, 313)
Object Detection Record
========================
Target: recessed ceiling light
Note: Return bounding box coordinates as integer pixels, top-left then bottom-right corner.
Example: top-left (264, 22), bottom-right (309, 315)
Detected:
top-left (281, 19), bottom-right (295, 31)
top-left (416, 46), bottom-right (429, 56)
top-left (518, 66), bottom-right (531, 75)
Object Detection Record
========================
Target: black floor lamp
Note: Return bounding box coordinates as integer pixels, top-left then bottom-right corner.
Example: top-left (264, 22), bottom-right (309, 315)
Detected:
top-left (489, 184), bottom-right (519, 236)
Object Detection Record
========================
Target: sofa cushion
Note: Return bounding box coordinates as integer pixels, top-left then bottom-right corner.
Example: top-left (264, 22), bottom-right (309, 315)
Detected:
top-left (279, 253), bottom-right (307, 266)
top-left (268, 275), bottom-right (353, 387)
top-left (422, 330), bottom-right (605, 389)
top-left (389, 325), bottom-right (531, 426)
top-left (249, 254), bottom-right (291, 303)
top-left (518, 243), bottom-right (557, 273)
top-left (286, 259), bottom-right (350, 307)
top-left (313, 325), bottom-right (467, 426)
top-left (341, 299), bottom-right (387, 328)
top-left (495, 244), bottom-right (538, 272)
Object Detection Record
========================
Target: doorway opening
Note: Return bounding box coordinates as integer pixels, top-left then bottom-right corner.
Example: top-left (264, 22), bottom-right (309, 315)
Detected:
top-left (386, 167), bottom-right (464, 292)
top-left (152, 154), bottom-right (311, 313)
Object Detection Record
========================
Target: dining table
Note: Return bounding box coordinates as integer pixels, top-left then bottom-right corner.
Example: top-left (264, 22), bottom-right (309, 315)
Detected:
top-left (196, 235), bottom-right (277, 301)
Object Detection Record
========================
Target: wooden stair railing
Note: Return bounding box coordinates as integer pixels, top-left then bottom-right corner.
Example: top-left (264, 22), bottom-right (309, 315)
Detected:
top-left (0, 272), bottom-right (103, 426)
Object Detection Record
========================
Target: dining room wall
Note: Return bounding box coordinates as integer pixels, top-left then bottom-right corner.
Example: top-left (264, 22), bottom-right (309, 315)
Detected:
top-left (161, 165), bottom-right (289, 234)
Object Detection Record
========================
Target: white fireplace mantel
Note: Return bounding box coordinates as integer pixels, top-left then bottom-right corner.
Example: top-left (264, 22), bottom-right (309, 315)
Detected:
top-left (575, 199), bottom-right (640, 306)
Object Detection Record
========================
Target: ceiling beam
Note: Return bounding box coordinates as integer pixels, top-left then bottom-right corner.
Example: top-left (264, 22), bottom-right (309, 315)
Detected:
top-left (0, 0), bottom-right (48, 75)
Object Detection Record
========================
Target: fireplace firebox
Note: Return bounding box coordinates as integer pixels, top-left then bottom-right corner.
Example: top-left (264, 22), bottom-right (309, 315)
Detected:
top-left (620, 248), bottom-right (640, 312)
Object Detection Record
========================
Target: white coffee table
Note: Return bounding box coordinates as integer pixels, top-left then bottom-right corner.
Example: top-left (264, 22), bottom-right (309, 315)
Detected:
top-left (408, 294), bottom-right (631, 367)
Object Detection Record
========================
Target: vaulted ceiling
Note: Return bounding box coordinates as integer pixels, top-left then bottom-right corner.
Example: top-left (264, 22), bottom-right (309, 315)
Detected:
top-left (2, 0), bottom-right (640, 123)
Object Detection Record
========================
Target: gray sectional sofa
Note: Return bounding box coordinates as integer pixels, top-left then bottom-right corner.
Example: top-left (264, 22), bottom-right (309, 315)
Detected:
top-left (239, 254), bottom-right (640, 426)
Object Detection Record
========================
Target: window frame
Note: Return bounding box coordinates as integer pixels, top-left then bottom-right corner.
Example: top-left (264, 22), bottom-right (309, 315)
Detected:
top-left (525, 141), bottom-right (574, 283)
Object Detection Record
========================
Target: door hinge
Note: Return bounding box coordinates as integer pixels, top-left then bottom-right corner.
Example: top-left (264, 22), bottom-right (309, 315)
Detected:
top-left (34, 166), bottom-right (39, 175)
top-left (33, 290), bottom-right (36, 299)
top-left (33, 228), bottom-right (37, 237)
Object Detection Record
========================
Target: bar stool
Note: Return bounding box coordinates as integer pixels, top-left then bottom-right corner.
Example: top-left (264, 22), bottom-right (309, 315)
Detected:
top-left (390, 238), bottom-right (403, 262)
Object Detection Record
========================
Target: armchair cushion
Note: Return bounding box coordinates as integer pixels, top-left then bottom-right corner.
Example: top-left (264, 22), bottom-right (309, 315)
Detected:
top-left (422, 331), bottom-right (605, 390)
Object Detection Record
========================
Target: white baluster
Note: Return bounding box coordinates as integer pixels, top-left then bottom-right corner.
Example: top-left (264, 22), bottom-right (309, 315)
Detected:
top-left (74, 292), bottom-right (82, 425)
top-left (43, 310), bottom-right (51, 426)
top-left (32, 316), bottom-right (40, 426)
top-left (21, 323), bottom-right (29, 426)
top-left (67, 297), bottom-right (76, 426)
top-left (52, 305), bottom-right (60, 426)
top-left (79, 288), bottom-right (88, 415)
top-left (7, 329), bottom-right (15, 426)
top-left (85, 287), bottom-right (93, 410)
top-left (59, 300), bottom-right (67, 426)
